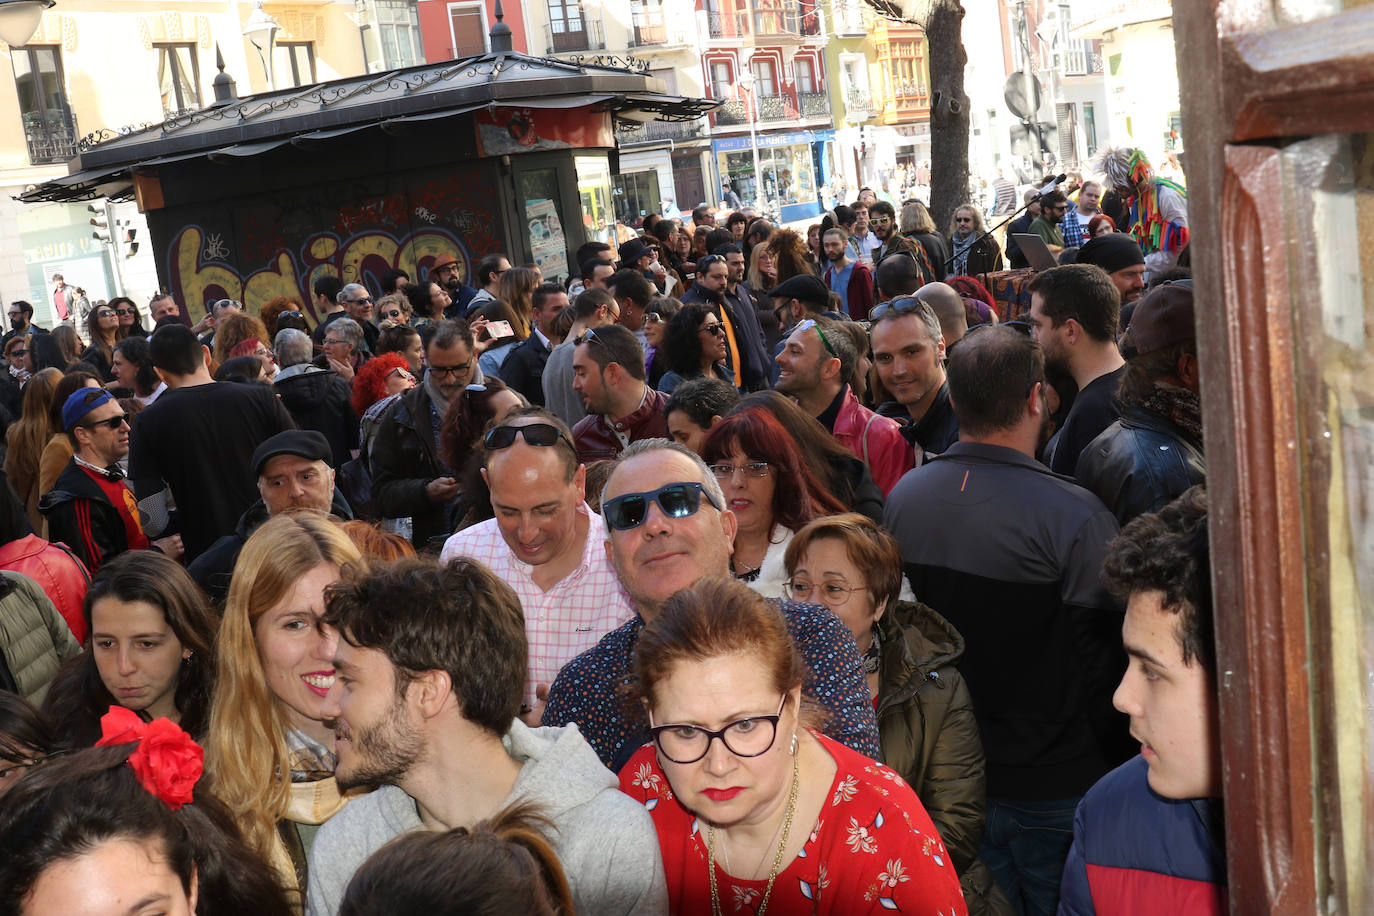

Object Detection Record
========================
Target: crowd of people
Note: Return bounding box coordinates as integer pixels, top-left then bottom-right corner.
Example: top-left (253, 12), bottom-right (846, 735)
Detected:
top-left (0, 145), bottom-right (1217, 916)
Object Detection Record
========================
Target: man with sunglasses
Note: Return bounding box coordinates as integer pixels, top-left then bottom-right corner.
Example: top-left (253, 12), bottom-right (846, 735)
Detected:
top-left (337, 283), bottom-right (380, 355)
top-left (371, 320), bottom-right (483, 548)
top-left (884, 326), bottom-right (1125, 915)
top-left (439, 409), bottom-right (635, 723)
top-left (869, 201), bottom-right (931, 285)
top-left (1029, 190), bottom-right (1069, 255)
top-left (542, 439), bottom-right (879, 772)
top-left (41, 389), bottom-right (182, 572)
top-left (570, 325), bottom-right (668, 462)
top-left (774, 315), bottom-right (913, 494)
top-left (681, 252), bottom-right (771, 392)
top-left (3, 300), bottom-right (46, 350)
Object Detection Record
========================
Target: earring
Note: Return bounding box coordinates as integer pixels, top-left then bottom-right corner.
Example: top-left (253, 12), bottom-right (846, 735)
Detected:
top-left (789, 732), bottom-right (798, 756)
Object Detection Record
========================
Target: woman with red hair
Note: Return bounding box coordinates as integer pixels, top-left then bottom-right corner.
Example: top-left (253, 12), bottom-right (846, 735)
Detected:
top-left (352, 352), bottom-right (416, 462)
top-left (701, 406), bottom-right (846, 598)
top-left (946, 274), bottom-right (1000, 327)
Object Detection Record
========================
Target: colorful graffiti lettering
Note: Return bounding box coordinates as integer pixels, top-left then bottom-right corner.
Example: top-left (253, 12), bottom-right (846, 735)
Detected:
top-left (164, 225), bottom-right (474, 325)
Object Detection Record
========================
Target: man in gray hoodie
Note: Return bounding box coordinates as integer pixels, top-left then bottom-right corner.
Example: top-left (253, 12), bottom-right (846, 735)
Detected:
top-left (305, 556), bottom-right (667, 916)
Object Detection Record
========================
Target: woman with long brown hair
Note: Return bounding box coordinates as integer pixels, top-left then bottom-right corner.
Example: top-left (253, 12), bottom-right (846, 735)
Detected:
top-left (763, 227), bottom-right (816, 286)
top-left (3, 367), bottom-right (61, 534)
top-left (497, 266), bottom-right (541, 338)
top-left (80, 303), bottom-right (120, 381)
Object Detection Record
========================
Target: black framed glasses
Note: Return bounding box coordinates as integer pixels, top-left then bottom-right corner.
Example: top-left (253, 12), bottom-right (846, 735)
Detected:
top-left (114, 308), bottom-right (135, 316)
top-left (794, 318), bottom-right (837, 358)
top-left (602, 481), bottom-right (722, 531)
top-left (428, 361), bottom-right (472, 377)
top-left (483, 422), bottom-right (575, 453)
top-left (869, 295), bottom-right (936, 323)
top-left (380, 309), bottom-right (404, 320)
top-left (649, 696), bottom-right (786, 764)
top-left (8, 348), bottom-right (27, 357)
top-left (699, 323), bottom-right (724, 337)
top-left (81, 413), bottom-right (128, 431)
top-left (349, 296), bottom-right (374, 306)
top-left (95, 310), bottom-right (116, 319)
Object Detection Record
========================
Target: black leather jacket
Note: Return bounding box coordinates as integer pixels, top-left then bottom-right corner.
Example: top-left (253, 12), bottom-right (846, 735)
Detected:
top-left (1074, 404), bottom-right (1205, 527)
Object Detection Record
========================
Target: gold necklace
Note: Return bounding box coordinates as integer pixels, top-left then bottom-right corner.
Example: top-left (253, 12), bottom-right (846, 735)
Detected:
top-left (706, 750), bottom-right (800, 916)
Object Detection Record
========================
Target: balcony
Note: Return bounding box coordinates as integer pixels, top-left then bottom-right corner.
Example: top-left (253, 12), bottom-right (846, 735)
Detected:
top-left (845, 88), bottom-right (875, 117)
top-left (628, 20), bottom-right (695, 47)
top-left (618, 118), bottom-right (710, 145)
top-left (894, 81), bottom-right (929, 109)
top-left (752, 1), bottom-right (799, 36)
top-left (1058, 44), bottom-right (1104, 76)
top-left (799, 91), bottom-right (831, 119)
top-left (22, 110), bottom-right (78, 166)
top-left (707, 10), bottom-right (751, 38)
top-left (830, 0), bottom-right (866, 35)
top-left (544, 17), bottom-right (605, 54)
top-left (713, 99), bottom-right (749, 126)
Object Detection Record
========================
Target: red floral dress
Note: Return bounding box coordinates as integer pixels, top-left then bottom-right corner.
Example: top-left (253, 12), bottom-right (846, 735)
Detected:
top-left (619, 731), bottom-right (968, 915)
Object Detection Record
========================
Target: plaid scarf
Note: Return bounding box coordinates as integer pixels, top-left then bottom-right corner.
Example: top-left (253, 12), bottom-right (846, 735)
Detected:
top-left (1133, 381), bottom-right (1203, 443)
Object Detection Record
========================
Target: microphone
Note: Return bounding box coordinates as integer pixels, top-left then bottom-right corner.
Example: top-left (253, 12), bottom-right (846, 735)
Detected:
top-left (1036, 174), bottom-right (1068, 196)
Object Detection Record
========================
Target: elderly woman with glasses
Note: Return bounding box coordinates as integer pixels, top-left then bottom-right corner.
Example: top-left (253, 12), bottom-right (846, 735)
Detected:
top-left (783, 514), bottom-right (1011, 916)
top-left (619, 577), bottom-right (967, 916)
top-left (699, 407), bottom-right (845, 598)
top-left (946, 204), bottom-right (1002, 277)
top-left (656, 302), bottom-right (734, 394)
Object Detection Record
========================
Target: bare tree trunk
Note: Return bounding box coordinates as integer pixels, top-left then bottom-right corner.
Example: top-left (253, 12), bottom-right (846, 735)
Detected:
top-left (924, 0), bottom-right (970, 234)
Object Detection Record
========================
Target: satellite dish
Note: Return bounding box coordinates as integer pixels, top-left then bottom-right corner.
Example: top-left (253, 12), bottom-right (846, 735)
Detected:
top-left (1003, 71), bottom-right (1043, 121)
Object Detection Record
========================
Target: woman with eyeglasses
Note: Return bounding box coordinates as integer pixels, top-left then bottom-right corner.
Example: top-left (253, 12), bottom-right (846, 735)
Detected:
top-left (80, 303), bottom-right (120, 381)
top-left (41, 551), bottom-right (218, 749)
top-left (0, 690), bottom-right (67, 798)
top-left (406, 279), bottom-right (450, 326)
top-left (374, 292), bottom-right (412, 329)
top-left (642, 296), bottom-right (681, 391)
top-left (657, 303), bottom-right (734, 394)
top-left (205, 512), bottom-right (367, 900)
top-left (619, 578), bottom-right (967, 916)
top-left (946, 204), bottom-right (1002, 277)
top-left (699, 407), bottom-right (846, 598)
top-left (109, 296), bottom-right (146, 341)
top-left (783, 514), bottom-right (1011, 916)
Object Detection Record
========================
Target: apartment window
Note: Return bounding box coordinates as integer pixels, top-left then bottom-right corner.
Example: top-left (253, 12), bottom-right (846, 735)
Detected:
top-left (276, 42), bottom-right (316, 88)
top-left (889, 39), bottom-right (927, 100)
top-left (750, 58), bottom-right (777, 96)
top-left (359, 0), bottom-right (423, 73)
top-left (710, 60), bottom-right (732, 99)
top-left (155, 43), bottom-right (201, 117)
top-left (794, 58), bottom-right (815, 94)
top-left (12, 45), bottom-right (76, 165)
top-left (448, 2), bottom-right (488, 57)
top-left (631, 0), bottom-right (666, 44)
top-left (548, 0), bottom-right (587, 51)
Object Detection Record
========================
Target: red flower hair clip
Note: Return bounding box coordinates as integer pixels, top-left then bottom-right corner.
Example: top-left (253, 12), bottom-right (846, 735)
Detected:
top-left (95, 706), bottom-right (205, 810)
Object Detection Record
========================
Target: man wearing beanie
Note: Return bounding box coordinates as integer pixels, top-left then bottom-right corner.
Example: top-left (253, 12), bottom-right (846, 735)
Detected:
top-left (1074, 283), bottom-right (1205, 525)
top-left (40, 389), bottom-right (183, 572)
top-left (1077, 232), bottom-right (1148, 313)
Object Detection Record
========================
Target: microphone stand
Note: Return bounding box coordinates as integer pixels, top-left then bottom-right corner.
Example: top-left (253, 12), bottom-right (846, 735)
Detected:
top-left (944, 176), bottom-right (1065, 272)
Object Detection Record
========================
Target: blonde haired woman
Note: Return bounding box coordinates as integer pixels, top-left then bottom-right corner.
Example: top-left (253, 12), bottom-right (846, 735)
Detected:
top-left (205, 511), bottom-right (365, 903)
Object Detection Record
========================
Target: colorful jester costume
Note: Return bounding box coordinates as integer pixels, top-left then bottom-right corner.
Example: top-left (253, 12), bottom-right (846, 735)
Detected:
top-left (1098, 146), bottom-right (1189, 278)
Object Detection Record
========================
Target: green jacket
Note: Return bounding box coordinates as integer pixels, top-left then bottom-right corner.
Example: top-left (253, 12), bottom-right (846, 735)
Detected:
top-left (0, 570), bottom-right (81, 704)
top-left (875, 600), bottom-right (1014, 916)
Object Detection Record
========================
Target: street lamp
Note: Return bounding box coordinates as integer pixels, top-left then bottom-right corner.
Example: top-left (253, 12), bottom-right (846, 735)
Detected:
top-left (243, 0), bottom-right (281, 91)
top-left (735, 67), bottom-right (764, 214)
top-left (0, 0), bottom-right (54, 48)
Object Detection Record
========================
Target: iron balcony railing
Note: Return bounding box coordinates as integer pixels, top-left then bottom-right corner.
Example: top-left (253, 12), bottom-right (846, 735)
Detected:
top-left (618, 118), bottom-right (710, 144)
top-left (545, 16), bottom-right (606, 54)
top-left (23, 110), bottom-right (78, 165)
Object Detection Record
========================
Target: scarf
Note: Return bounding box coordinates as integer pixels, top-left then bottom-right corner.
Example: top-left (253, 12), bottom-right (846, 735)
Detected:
top-left (1132, 381), bottom-right (1203, 443)
top-left (951, 232), bottom-right (977, 275)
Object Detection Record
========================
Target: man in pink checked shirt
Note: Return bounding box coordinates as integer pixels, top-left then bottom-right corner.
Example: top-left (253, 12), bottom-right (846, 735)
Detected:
top-left (439, 408), bottom-right (635, 722)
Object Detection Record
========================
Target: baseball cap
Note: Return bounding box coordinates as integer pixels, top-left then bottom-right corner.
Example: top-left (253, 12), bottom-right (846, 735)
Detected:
top-left (61, 388), bottom-right (117, 432)
top-left (251, 430), bottom-right (334, 477)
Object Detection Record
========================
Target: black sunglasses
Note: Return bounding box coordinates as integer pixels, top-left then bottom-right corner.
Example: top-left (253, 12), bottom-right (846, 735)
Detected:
top-left (602, 481), bottom-right (722, 531)
top-left (114, 308), bottom-right (135, 316)
top-left (81, 413), bottom-right (128, 431)
top-left (381, 309), bottom-right (404, 319)
top-left (483, 422), bottom-right (575, 453)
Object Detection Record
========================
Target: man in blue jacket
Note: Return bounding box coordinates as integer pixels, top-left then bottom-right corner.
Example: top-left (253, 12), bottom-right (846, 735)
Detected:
top-left (1058, 486), bottom-right (1226, 914)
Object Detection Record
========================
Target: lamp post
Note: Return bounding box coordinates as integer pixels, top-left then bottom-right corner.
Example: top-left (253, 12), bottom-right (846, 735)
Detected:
top-left (736, 68), bottom-right (764, 214)
top-left (0, 0), bottom-right (55, 48)
top-left (243, 0), bottom-right (281, 91)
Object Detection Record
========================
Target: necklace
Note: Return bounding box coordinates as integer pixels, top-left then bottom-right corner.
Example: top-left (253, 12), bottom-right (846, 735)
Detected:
top-left (706, 749), bottom-right (800, 916)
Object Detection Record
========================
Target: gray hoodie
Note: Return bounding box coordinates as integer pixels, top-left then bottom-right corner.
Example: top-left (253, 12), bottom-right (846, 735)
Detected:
top-left (305, 720), bottom-right (667, 916)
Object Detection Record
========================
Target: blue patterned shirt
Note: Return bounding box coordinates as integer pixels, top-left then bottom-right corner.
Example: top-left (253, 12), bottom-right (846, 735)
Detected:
top-left (543, 599), bottom-right (881, 773)
top-left (1061, 207), bottom-right (1088, 248)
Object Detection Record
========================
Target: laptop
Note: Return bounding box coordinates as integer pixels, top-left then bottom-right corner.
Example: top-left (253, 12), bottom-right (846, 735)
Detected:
top-left (1012, 233), bottom-right (1061, 272)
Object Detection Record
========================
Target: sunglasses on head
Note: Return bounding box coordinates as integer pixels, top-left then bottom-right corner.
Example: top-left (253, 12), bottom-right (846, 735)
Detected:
top-left (794, 318), bottom-right (837, 358)
top-left (602, 482), bottom-right (722, 531)
top-left (869, 295), bottom-right (935, 323)
top-left (483, 422), bottom-right (575, 452)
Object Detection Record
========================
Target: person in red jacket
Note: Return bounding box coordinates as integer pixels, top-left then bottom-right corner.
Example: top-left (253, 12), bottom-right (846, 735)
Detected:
top-left (0, 469), bottom-right (88, 642)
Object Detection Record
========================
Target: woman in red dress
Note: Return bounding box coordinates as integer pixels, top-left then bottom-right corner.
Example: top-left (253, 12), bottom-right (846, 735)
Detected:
top-left (619, 577), bottom-right (967, 915)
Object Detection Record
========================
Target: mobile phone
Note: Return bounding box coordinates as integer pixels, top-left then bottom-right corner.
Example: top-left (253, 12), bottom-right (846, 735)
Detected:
top-left (486, 320), bottom-right (515, 339)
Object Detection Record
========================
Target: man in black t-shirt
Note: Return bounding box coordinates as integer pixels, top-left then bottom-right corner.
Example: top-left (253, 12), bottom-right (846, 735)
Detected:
top-left (1026, 264), bottom-right (1127, 475)
top-left (129, 324), bottom-right (296, 562)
